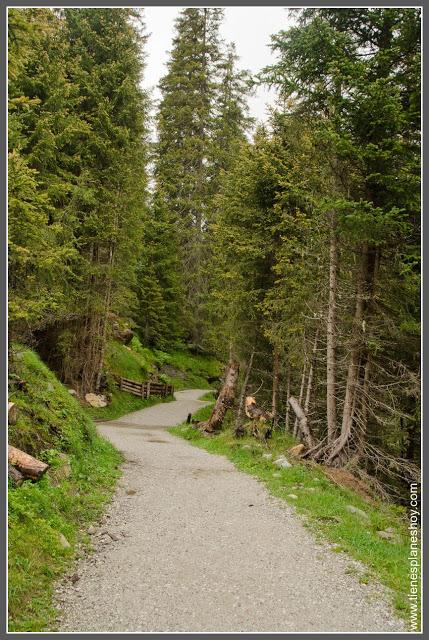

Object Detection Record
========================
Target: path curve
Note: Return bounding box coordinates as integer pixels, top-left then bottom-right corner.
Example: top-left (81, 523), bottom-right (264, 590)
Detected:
top-left (56, 390), bottom-right (404, 632)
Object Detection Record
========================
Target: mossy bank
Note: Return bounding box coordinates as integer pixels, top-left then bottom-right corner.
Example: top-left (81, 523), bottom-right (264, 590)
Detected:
top-left (8, 346), bottom-right (122, 631)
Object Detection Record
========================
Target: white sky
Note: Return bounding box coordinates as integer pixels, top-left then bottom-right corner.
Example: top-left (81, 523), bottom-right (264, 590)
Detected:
top-left (143, 7), bottom-right (292, 125)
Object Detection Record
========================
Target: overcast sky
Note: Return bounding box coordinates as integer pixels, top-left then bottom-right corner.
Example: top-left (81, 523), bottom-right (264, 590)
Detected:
top-left (143, 7), bottom-right (292, 124)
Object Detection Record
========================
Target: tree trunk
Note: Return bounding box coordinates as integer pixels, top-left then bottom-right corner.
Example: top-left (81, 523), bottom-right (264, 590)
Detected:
top-left (200, 360), bottom-right (239, 434)
top-left (327, 211), bottom-right (338, 443)
top-left (293, 361), bottom-right (306, 438)
top-left (327, 244), bottom-right (377, 466)
top-left (285, 366), bottom-right (291, 432)
top-left (8, 445), bottom-right (49, 481)
top-left (271, 348), bottom-right (280, 429)
top-left (235, 349), bottom-right (255, 436)
top-left (288, 396), bottom-right (315, 448)
top-left (304, 330), bottom-right (319, 417)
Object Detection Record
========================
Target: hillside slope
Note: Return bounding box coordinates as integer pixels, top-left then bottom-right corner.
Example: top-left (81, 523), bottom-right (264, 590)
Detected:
top-left (8, 345), bottom-right (122, 631)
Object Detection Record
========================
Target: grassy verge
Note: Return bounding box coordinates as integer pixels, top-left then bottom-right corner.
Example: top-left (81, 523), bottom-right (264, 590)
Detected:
top-left (170, 404), bottom-right (418, 628)
top-left (85, 389), bottom-right (173, 422)
top-left (8, 346), bottom-right (122, 631)
top-left (198, 390), bottom-right (217, 401)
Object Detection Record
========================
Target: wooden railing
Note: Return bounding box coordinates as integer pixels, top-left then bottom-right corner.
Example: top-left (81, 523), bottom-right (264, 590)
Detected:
top-left (118, 377), bottom-right (174, 399)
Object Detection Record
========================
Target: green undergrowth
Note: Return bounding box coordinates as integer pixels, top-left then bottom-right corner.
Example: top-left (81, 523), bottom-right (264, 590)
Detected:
top-left (91, 336), bottom-right (220, 420)
top-left (85, 389), bottom-right (173, 422)
top-left (8, 345), bottom-right (122, 631)
top-left (170, 404), bottom-right (419, 628)
top-left (198, 390), bottom-right (217, 401)
top-left (104, 336), bottom-right (220, 392)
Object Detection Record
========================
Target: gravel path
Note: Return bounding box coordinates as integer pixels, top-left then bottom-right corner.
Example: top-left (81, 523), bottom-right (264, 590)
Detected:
top-left (56, 389), bottom-right (405, 632)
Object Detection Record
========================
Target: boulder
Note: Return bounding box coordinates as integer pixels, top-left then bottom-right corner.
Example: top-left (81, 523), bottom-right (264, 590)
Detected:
top-left (85, 393), bottom-right (107, 408)
top-left (273, 456), bottom-right (291, 468)
top-left (345, 505), bottom-right (370, 521)
top-left (377, 530), bottom-right (401, 544)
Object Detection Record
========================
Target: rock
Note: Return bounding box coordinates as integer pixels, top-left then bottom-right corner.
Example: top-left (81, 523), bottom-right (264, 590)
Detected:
top-left (262, 453), bottom-right (272, 459)
top-left (345, 505), bottom-right (370, 521)
top-left (70, 573), bottom-right (80, 584)
top-left (85, 393), bottom-right (108, 408)
top-left (288, 443), bottom-right (306, 457)
top-left (242, 445), bottom-right (252, 450)
top-left (126, 489), bottom-right (136, 495)
top-left (377, 530), bottom-right (401, 543)
top-left (273, 456), bottom-right (291, 468)
top-left (287, 494), bottom-right (298, 500)
top-left (87, 526), bottom-right (96, 535)
top-left (108, 532), bottom-right (120, 541)
top-left (58, 533), bottom-right (71, 549)
top-left (68, 389), bottom-right (77, 396)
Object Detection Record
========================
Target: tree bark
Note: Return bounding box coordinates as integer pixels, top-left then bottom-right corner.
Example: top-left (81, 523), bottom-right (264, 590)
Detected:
top-left (8, 445), bottom-right (49, 481)
top-left (288, 396), bottom-right (315, 448)
top-left (304, 330), bottom-right (319, 417)
top-left (271, 348), bottom-right (280, 429)
top-left (285, 366), bottom-right (291, 432)
top-left (200, 360), bottom-right (239, 434)
top-left (8, 464), bottom-right (24, 486)
top-left (293, 361), bottom-right (306, 438)
top-left (327, 211), bottom-right (338, 443)
top-left (8, 402), bottom-right (18, 425)
top-left (235, 349), bottom-right (255, 436)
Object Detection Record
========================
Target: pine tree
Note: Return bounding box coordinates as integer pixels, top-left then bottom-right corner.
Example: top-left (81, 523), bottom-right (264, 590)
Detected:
top-left (54, 8), bottom-right (150, 392)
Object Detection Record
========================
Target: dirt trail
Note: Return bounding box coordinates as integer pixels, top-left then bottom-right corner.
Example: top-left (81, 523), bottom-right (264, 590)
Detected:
top-left (56, 390), bottom-right (404, 632)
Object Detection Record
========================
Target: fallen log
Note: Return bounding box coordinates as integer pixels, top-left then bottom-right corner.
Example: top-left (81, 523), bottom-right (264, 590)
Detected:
top-left (287, 396), bottom-right (315, 448)
top-left (8, 464), bottom-right (24, 486)
top-left (8, 402), bottom-right (18, 425)
top-left (8, 445), bottom-right (49, 481)
top-left (199, 360), bottom-right (239, 434)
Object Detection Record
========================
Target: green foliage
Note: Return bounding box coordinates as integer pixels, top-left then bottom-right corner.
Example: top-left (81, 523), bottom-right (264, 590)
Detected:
top-left (154, 8), bottom-right (252, 347)
top-left (8, 345), bottom-right (122, 631)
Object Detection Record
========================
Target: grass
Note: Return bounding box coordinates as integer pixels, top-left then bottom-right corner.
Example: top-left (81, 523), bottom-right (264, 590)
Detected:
top-left (8, 346), bottom-right (122, 631)
top-left (85, 389), bottom-right (173, 422)
top-left (97, 337), bottom-right (221, 420)
top-left (198, 390), bottom-right (217, 401)
top-left (170, 405), bottom-right (420, 629)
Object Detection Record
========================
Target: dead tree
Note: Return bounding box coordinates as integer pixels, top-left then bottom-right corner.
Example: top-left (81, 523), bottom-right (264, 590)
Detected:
top-left (293, 361), bottom-right (306, 438)
top-left (235, 349), bottom-right (255, 437)
top-left (271, 349), bottom-right (280, 428)
top-left (288, 396), bottom-right (315, 448)
top-left (327, 210), bottom-right (338, 443)
top-left (199, 360), bottom-right (239, 434)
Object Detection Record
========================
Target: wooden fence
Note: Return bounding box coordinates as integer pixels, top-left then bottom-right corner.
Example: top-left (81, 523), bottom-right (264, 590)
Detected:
top-left (119, 377), bottom-right (174, 399)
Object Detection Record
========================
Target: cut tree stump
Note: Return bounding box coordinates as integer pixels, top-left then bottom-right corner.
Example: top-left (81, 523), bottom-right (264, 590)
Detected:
top-left (199, 360), bottom-right (239, 434)
top-left (8, 464), bottom-right (24, 486)
top-left (8, 445), bottom-right (48, 481)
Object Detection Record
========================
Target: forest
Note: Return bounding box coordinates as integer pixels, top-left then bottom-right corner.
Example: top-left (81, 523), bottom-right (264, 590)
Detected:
top-left (8, 7), bottom-right (421, 503)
